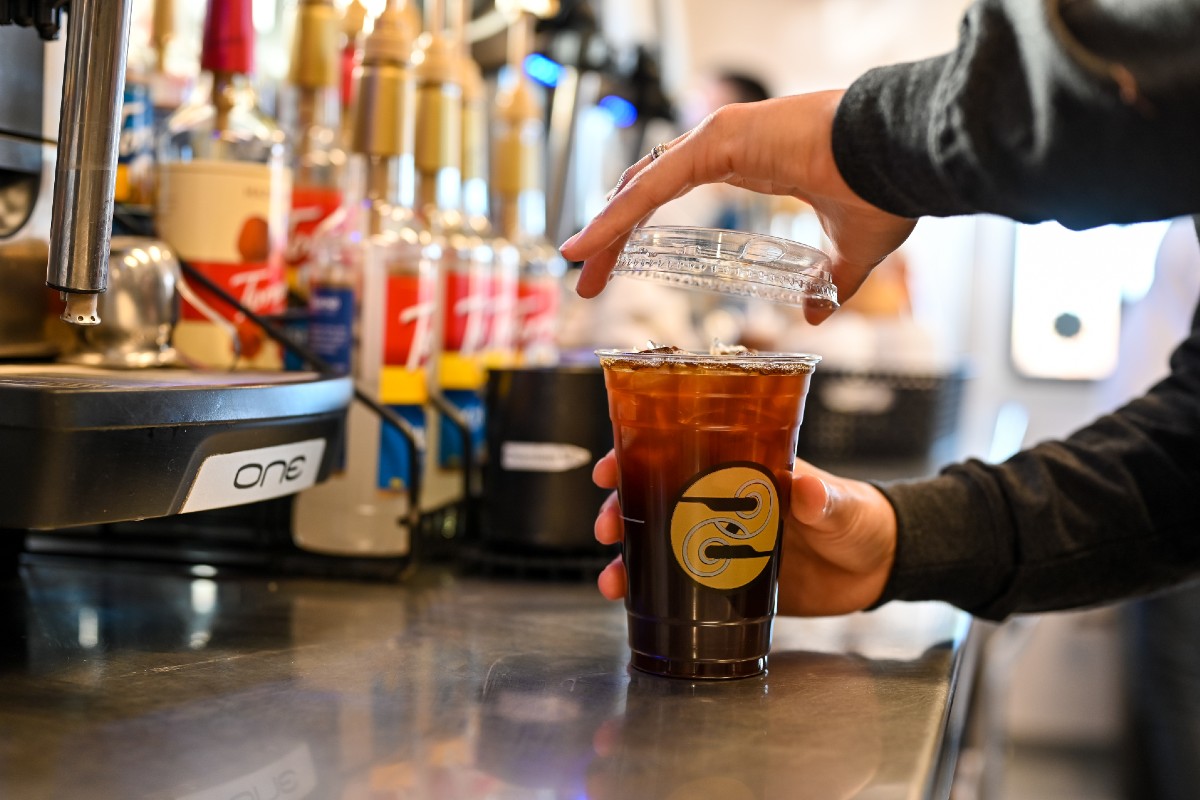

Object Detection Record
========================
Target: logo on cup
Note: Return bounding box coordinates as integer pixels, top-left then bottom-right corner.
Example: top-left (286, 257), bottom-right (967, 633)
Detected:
top-left (669, 462), bottom-right (780, 590)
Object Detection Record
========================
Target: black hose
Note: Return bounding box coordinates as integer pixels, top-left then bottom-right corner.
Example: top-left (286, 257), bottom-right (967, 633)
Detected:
top-left (114, 205), bottom-right (425, 525)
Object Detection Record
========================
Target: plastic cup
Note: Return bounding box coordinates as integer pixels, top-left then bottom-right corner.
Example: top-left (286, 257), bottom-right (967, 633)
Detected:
top-left (597, 348), bottom-right (820, 679)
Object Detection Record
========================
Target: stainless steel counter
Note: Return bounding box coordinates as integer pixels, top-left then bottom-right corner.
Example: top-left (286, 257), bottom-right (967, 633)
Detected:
top-left (0, 560), bottom-right (975, 799)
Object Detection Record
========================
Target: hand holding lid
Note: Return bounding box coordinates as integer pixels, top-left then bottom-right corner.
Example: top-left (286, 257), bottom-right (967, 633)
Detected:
top-left (558, 91), bottom-right (916, 323)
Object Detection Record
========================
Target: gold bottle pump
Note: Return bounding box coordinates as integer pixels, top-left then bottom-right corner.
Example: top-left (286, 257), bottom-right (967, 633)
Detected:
top-left (460, 54), bottom-right (490, 229)
top-left (289, 0), bottom-right (340, 93)
top-left (350, 0), bottom-right (419, 233)
top-left (399, 0), bottom-right (423, 42)
top-left (411, 0), bottom-right (463, 222)
top-left (286, 0), bottom-right (344, 287)
top-left (340, 0), bottom-right (369, 47)
top-left (493, 11), bottom-right (546, 242)
top-left (151, 0), bottom-right (174, 73)
top-left (337, 0), bottom-right (368, 143)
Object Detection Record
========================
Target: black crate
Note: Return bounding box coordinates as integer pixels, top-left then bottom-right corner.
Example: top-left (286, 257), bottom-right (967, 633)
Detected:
top-left (796, 367), bottom-right (967, 461)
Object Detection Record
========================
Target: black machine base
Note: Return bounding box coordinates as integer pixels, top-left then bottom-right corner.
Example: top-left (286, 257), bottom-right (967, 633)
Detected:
top-left (0, 365), bottom-right (352, 529)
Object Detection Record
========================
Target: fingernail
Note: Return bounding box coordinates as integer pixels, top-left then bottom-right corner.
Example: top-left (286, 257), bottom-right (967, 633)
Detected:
top-left (560, 231), bottom-right (582, 253)
top-left (820, 479), bottom-right (834, 518)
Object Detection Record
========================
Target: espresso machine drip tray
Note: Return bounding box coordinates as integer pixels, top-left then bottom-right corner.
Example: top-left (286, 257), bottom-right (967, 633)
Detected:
top-left (0, 365), bottom-right (352, 530)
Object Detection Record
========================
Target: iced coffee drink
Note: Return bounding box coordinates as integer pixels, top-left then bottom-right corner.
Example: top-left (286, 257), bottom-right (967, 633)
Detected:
top-left (598, 346), bottom-right (820, 679)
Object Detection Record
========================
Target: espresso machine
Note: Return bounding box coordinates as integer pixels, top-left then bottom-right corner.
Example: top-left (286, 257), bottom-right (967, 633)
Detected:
top-left (0, 2), bottom-right (357, 573)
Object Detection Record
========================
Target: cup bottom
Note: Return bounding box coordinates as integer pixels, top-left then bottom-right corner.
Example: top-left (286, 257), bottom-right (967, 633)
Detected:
top-left (630, 650), bottom-right (766, 680)
top-left (626, 611), bottom-right (772, 680)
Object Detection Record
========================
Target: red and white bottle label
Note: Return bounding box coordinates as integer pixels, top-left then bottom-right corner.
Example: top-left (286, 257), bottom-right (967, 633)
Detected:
top-left (385, 272), bottom-right (436, 374)
top-left (287, 185), bottom-right (342, 267)
top-left (517, 275), bottom-right (560, 361)
top-left (157, 159), bottom-right (291, 368)
top-left (442, 257), bottom-right (490, 358)
top-left (487, 265), bottom-right (519, 362)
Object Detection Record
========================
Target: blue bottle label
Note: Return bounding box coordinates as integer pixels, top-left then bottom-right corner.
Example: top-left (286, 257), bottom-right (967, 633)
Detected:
top-left (439, 389), bottom-right (486, 469)
top-left (379, 404), bottom-right (426, 492)
top-left (308, 284), bottom-right (355, 375)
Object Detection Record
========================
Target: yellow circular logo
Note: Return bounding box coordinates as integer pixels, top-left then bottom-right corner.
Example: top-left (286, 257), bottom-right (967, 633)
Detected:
top-left (670, 463), bottom-right (780, 591)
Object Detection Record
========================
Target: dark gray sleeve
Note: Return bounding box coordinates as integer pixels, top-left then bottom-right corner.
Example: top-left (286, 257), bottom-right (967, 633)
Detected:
top-left (875, 296), bottom-right (1200, 620)
top-left (828, 0), bottom-right (1200, 617)
top-left (832, 0), bottom-right (1200, 228)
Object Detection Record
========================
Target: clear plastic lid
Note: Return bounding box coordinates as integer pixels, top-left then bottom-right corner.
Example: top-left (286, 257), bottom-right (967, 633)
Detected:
top-left (612, 226), bottom-right (838, 310)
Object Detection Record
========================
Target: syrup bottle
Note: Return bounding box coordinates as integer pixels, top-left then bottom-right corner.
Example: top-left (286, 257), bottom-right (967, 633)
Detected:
top-left (412, 0), bottom-right (488, 514)
top-left (281, 0), bottom-right (345, 296)
top-left (337, 0), bottom-right (369, 149)
top-left (493, 11), bottom-right (565, 366)
top-left (291, 1), bottom-right (436, 561)
top-left (461, 38), bottom-right (519, 372)
top-left (157, 0), bottom-right (291, 369)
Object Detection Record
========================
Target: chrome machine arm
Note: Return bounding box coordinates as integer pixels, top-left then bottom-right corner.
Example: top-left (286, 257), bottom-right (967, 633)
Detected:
top-left (1, 0), bottom-right (134, 326)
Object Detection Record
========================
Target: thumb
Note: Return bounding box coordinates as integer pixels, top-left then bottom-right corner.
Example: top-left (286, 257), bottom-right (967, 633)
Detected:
top-left (791, 472), bottom-right (838, 528)
top-left (789, 468), bottom-right (898, 581)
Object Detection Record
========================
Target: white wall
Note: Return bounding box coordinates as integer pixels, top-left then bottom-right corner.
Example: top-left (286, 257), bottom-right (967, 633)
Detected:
top-left (669, 0), bottom-right (972, 96)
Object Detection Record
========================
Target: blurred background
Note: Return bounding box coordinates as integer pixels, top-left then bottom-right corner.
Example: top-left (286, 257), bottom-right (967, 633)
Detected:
top-left (5, 1), bottom-right (1196, 797)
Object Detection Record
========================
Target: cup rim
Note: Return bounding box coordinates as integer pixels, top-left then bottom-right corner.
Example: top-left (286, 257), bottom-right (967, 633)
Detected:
top-left (592, 350), bottom-right (820, 376)
top-left (594, 348), bottom-right (822, 367)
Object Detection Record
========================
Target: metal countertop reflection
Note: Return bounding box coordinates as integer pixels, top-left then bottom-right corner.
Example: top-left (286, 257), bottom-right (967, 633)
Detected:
top-left (0, 561), bottom-right (974, 800)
